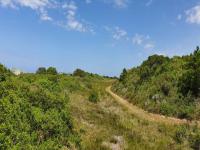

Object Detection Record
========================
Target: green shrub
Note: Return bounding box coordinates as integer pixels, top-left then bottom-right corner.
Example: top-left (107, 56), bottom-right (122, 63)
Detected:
top-left (113, 46), bottom-right (200, 120)
top-left (160, 103), bottom-right (176, 116)
top-left (88, 91), bottom-right (99, 103)
top-left (179, 47), bottom-right (200, 97)
top-left (0, 74), bottom-right (6, 82)
top-left (36, 67), bottom-right (47, 74)
top-left (73, 69), bottom-right (87, 77)
top-left (119, 68), bottom-right (127, 83)
top-left (47, 67), bottom-right (58, 75)
top-left (174, 126), bottom-right (187, 144)
top-left (161, 83), bottom-right (170, 96)
top-left (190, 131), bottom-right (200, 150)
top-left (0, 73), bottom-right (80, 149)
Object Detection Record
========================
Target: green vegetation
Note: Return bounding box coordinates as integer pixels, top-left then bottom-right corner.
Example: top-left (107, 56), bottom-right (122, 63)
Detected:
top-left (36, 67), bottom-right (58, 75)
top-left (0, 65), bottom-right (115, 149)
top-left (0, 66), bottom-right (79, 149)
top-left (0, 64), bottom-right (12, 82)
top-left (2, 51), bottom-right (200, 149)
top-left (113, 47), bottom-right (200, 120)
top-left (88, 91), bottom-right (99, 103)
top-left (179, 46), bottom-right (200, 97)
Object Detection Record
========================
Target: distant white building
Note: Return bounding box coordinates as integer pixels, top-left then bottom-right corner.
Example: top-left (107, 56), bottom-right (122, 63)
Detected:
top-left (11, 68), bottom-right (22, 75)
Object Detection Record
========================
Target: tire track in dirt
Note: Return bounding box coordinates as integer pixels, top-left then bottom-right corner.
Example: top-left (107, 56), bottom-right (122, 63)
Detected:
top-left (106, 86), bottom-right (200, 126)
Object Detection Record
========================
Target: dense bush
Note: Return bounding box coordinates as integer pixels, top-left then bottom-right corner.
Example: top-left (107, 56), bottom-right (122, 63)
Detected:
top-left (0, 64), bottom-right (12, 82)
top-left (179, 47), bottom-right (200, 97)
top-left (36, 67), bottom-right (47, 74)
top-left (47, 67), bottom-right (58, 75)
top-left (73, 69), bottom-right (87, 77)
top-left (88, 91), bottom-right (99, 103)
top-left (0, 73), bottom-right (80, 149)
top-left (36, 67), bottom-right (58, 75)
top-left (119, 68), bottom-right (127, 83)
top-left (113, 47), bottom-right (200, 119)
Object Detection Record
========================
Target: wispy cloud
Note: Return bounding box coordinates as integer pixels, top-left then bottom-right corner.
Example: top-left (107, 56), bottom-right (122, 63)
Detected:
top-left (39, 8), bottom-right (52, 21)
top-left (113, 0), bottom-right (128, 8)
top-left (103, 0), bottom-right (128, 8)
top-left (0, 0), bottom-right (51, 9)
top-left (105, 26), bottom-right (155, 49)
top-left (145, 0), bottom-right (153, 7)
top-left (132, 34), bottom-right (145, 45)
top-left (0, 0), bottom-right (53, 21)
top-left (144, 43), bottom-right (154, 49)
top-left (105, 26), bottom-right (128, 40)
top-left (132, 34), bottom-right (154, 49)
top-left (0, 0), bottom-right (94, 32)
top-left (186, 4), bottom-right (200, 25)
top-left (113, 27), bottom-right (127, 40)
top-left (62, 1), bottom-right (87, 32)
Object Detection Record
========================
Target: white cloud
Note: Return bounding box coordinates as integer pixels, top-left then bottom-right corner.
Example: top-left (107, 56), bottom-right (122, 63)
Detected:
top-left (105, 27), bottom-right (155, 49)
top-left (132, 34), bottom-right (154, 49)
top-left (39, 8), bottom-right (52, 21)
top-left (103, 0), bottom-right (128, 8)
top-left (0, 0), bottom-right (53, 21)
top-left (132, 34), bottom-right (144, 45)
top-left (0, 0), bottom-right (93, 32)
top-left (144, 43), bottom-right (154, 49)
top-left (0, 0), bottom-right (15, 8)
top-left (62, 1), bottom-right (87, 32)
top-left (16, 0), bottom-right (50, 10)
top-left (86, 0), bottom-right (128, 7)
top-left (186, 4), bottom-right (200, 24)
top-left (0, 0), bottom-right (51, 9)
top-left (63, 1), bottom-right (77, 10)
top-left (113, 27), bottom-right (127, 40)
top-left (113, 0), bottom-right (128, 8)
top-left (105, 26), bottom-right (128, 40)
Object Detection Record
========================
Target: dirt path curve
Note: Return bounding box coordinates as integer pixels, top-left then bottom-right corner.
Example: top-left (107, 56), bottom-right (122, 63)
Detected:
top-left (106, 86), bottom-right (200, 126)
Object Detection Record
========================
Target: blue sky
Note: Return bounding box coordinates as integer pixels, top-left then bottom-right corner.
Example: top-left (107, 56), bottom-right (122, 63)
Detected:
top-left (0, 0), bottom-right (200, 76)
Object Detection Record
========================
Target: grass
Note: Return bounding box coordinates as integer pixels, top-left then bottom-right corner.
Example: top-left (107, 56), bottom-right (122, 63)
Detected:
top-left (68, 77), bottom-right (197, 150)
top-left (2, 69), bottom-right (200, 149)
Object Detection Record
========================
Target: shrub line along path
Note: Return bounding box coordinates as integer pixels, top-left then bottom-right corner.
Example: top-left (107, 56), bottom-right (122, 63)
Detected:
top-left (106, 86), bottom-right (200, 126)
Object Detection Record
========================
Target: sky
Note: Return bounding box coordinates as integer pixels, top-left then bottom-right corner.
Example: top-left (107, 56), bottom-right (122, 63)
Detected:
top-left (0, 0), bottom-right (200, 76)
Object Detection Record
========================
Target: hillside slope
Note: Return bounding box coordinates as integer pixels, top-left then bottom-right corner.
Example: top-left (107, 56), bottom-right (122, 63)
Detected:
top-left (1, 65), bottom-right (200, 149)
top-left (70, 77), bottom-right (200, 150)
top-left (113, 47), bottom-right (200, 120)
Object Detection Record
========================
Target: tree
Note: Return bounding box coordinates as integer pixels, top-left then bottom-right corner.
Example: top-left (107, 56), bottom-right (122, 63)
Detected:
top-left (179, 46), bottom-right (200, 97)
top-left (73, 69), bottom-right (87, 77)
top-left (0, 64), bottom-right (12, 81)
top-left (0, 74), bottom-right (6, 82)
top-left (88, 91), bottom-right (99, 103)
top-left (47, 67), bottom-right (57, 75)
top-left (36, 67), bottom-right (46, 74)
top-left (119, 68), bottom-right (127, 82)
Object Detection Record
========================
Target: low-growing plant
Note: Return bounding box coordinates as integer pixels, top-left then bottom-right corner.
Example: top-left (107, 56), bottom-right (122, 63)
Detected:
top-left (88, 91), bottom-right (99, 103)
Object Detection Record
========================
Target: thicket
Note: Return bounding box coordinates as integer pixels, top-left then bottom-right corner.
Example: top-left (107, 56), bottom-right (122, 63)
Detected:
top-left (0, 66), bottom-right (80, 149)
top-left (113, 47), bottom-right (200, 120)
top-left (88, 91), bottom-right (99, 103)
top-left (36, 67), bottom-right (58, 75)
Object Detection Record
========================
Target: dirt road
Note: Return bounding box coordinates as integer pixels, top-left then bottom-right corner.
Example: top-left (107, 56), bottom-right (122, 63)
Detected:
top-left (106, 86), bottom-right (199, 126)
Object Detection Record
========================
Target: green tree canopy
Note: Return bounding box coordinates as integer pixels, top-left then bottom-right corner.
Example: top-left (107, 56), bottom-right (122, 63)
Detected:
top-left (73, 69), bottom-right (87, 77)
top-left (179, 46), bottom-right (200, 97)
top-left (47, 67), bottom-right (58, 75)
top-left (119, 68), bottom-right (127, 83)
top-left (36, 67), bottom-right (47, 74)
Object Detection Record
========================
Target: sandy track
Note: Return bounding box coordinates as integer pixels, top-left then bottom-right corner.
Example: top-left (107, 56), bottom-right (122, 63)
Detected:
top-left (106, 86), bottom-right (200, 126)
